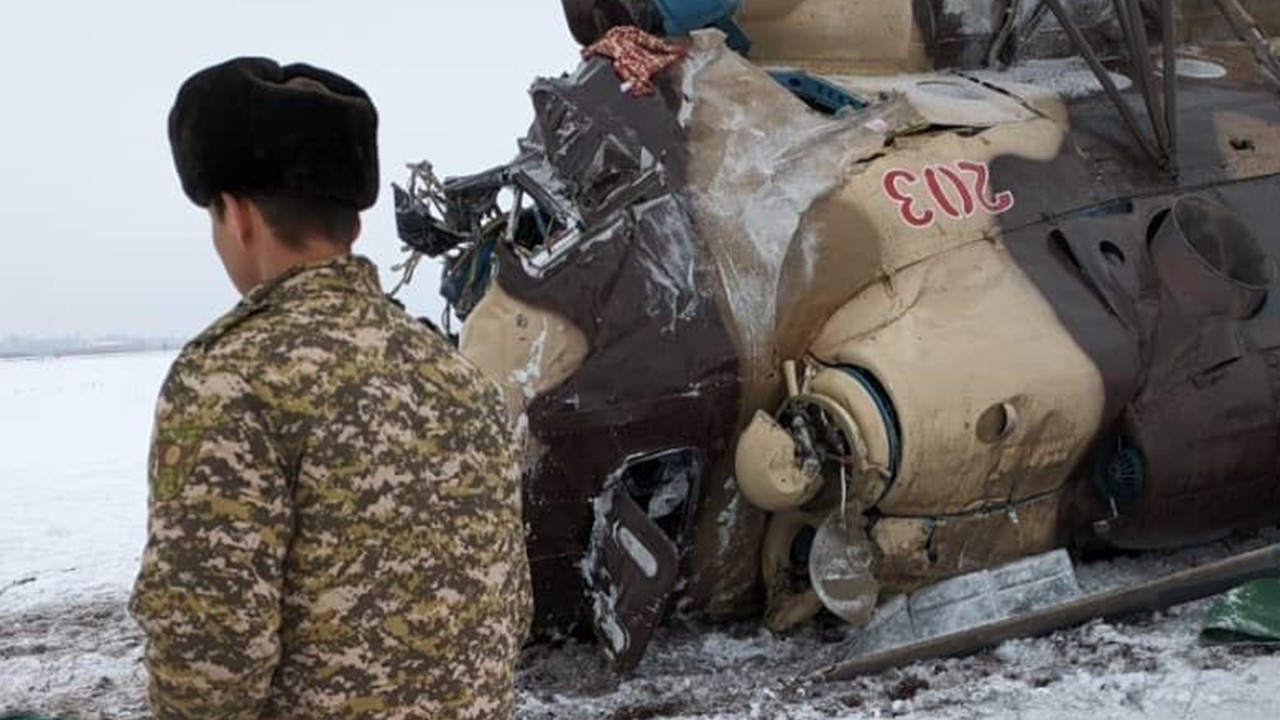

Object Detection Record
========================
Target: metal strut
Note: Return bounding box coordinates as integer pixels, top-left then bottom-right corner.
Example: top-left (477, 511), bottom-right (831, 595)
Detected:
top-left (1162, 0), bottom-right (1178, 169)
top-left (1211, 0), bottom-right (1280, 90)
top-left (1042, 0), bottom-right (1169, 170)
top-left (1124, 0), bottom-right (1170, 154)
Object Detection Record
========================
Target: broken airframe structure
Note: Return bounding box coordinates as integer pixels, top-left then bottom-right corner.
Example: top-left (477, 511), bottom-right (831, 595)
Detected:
top-left (395, 0), bottom-right (1280, 671)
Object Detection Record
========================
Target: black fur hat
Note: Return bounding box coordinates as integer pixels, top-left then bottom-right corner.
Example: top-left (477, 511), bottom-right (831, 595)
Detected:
top-left (169, 57), bottom-right (379, 210)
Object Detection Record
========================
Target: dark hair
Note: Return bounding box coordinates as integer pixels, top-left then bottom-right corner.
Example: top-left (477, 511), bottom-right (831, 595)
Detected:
top-left (211, 194), bottom-right (360, 249)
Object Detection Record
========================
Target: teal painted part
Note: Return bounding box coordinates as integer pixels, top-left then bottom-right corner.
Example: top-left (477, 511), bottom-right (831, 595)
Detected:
top-left (652, 0), bottom-right (751, 52)
top-left (769, 70), bottom-right (871, 114)
top-left (1203, 578), bottom-right (1280, 645)
top-left (651, 0), bottom-right (741, 34)
top-left (835, 366), bottom-right (901, 478)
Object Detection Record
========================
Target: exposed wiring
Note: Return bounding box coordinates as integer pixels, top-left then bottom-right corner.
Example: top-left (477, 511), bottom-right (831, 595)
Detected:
top-left (388, 250), bottom-right (424, 298)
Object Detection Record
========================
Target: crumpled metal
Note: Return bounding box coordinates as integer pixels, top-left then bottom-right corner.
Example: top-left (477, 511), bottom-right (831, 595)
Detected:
top-left (582, 25), bottom-right (687, 97)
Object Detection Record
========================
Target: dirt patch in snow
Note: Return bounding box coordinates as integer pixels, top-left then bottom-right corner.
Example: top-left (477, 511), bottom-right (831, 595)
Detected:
top-left (514, 604), bottom-right (1279, 720)
top-left (1, 592), bottom-right (148, 719)
top-left (4, 538), bottom-right (1280, 719)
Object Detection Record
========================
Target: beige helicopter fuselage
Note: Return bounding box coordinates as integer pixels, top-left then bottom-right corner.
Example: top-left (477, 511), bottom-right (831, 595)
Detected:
top-left (453, 0), bottom-right (1280, 650)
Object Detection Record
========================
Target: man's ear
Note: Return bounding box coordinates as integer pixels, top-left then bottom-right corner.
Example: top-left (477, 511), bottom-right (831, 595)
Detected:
top-left (219, 192), bottom-right (256, 250)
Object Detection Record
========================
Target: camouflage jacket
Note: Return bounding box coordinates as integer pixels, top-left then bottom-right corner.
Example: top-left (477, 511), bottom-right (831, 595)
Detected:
top-left (130, 254), bottom-right (531, 720)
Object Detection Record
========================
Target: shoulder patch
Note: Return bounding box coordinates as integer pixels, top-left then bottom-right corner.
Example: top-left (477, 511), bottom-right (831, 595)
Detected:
top-left (151, 425), bottom-right (205, 502)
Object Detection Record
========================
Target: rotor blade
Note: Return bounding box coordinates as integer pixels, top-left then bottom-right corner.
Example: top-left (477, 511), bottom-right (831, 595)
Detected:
top-left (815, 544), bottom-right (1280, 682)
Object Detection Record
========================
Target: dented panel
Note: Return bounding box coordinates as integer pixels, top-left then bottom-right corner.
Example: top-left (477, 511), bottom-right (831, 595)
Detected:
top-left (401, 2), bottom-right (1280, 668)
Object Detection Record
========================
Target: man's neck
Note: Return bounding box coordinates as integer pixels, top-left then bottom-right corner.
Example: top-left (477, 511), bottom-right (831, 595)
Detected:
top-left (255, 239), bottom-right (350, 288)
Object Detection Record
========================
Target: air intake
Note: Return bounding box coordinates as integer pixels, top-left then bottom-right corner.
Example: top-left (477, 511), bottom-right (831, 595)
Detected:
top-left (1151, 195), bottom-right (1276, 318)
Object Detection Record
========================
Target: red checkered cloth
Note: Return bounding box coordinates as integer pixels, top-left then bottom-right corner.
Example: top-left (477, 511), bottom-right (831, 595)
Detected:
top-left (582, 26), bottom-right (688, 97)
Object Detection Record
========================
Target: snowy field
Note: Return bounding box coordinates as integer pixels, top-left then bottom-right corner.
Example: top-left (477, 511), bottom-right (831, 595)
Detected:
top-left (2, 353), bottom-right (1279, 719)
top-left (1, 352), bottom-right (172, 718)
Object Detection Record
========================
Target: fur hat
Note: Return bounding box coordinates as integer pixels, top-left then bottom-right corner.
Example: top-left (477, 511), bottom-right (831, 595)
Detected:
top-left (169, 57), bottom-right (379, 210)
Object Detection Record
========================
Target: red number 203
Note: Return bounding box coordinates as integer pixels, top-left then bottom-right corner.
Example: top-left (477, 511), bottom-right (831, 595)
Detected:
top-left (881, 160), bottom-right (1015, 229)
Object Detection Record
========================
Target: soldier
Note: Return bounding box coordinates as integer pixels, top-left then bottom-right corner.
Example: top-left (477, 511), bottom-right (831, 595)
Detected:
top-left (130, 57), bottom-right (532, 720)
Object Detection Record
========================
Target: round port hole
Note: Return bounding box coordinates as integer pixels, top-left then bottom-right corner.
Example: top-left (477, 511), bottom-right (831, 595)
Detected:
top-left (976, 402), bottom-right (1018, 443)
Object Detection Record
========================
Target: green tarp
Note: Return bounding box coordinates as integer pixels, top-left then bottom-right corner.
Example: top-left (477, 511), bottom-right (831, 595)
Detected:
top-left (1203, 578), bottom-right (1280, 645)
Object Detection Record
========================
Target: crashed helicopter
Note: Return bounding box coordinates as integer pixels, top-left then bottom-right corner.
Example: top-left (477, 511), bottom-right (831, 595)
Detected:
top-left (393, 0), bottom-right (1280, 671)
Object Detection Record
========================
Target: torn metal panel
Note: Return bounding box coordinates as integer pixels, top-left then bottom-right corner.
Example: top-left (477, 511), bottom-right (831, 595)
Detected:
top-left (675, 33), bottom-right (923, 615)
top-left (680, 31), bottom-right (922, 393)
top-left (404, 1), bottom-right (1280, 671)
top-left (427, 43), bottom-right (745, 652)
top-left (583, 481), bottom-right (681, 671)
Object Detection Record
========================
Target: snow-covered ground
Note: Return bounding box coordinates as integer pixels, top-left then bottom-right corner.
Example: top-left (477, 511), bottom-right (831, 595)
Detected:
top-left (1, 352), bottom-right (171, 718)
top-left (2, 353), bottom-right (1278, 719)
top-left (0, 353), bottom-right (171, 612)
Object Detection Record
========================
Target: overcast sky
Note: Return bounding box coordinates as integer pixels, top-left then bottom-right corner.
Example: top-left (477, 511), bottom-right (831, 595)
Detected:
top-left (0, 1), bottom-right (580, 338)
